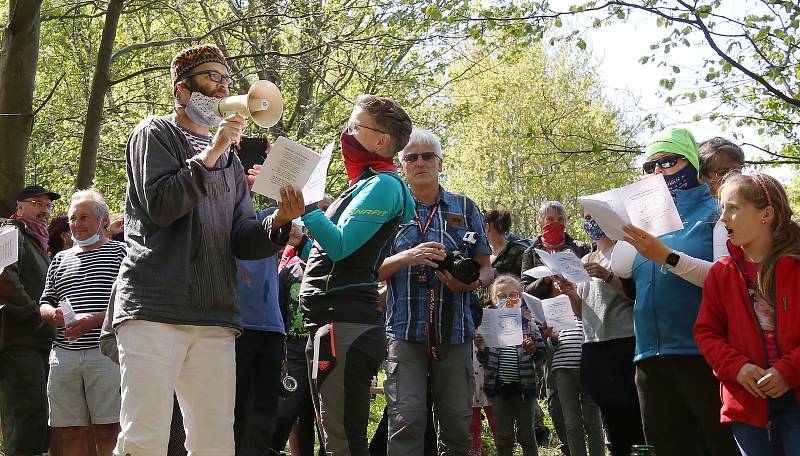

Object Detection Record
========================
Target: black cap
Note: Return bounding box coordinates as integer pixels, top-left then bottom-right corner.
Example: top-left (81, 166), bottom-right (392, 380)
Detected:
top-left (17, 185), bottom-right (60, 202)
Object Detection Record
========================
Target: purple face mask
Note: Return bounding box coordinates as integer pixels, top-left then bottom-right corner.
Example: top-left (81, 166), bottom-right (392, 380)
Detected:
top-left (583, 218), bottom-right (605, 241)
top-left (663, 164), bottom-right (700, 197)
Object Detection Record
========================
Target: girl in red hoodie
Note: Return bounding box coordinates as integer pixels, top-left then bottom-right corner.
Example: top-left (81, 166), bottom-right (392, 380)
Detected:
top-left (695, 172), bottom-right (800, 455)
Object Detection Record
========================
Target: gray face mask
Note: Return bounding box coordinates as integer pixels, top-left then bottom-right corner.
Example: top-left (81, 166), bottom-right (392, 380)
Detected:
top-left (182, 91), bottom-right (222, 128)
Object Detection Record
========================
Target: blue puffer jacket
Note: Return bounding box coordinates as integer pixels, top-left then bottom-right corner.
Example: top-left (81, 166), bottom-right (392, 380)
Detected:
top-left (632, 184), bottom-right (718, 362)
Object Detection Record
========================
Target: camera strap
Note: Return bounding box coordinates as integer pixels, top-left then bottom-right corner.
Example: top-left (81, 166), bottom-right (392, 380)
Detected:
top-left (426, 285), bottom-right (443, 361)
top-left (414, 203), bottom-right (440, 238)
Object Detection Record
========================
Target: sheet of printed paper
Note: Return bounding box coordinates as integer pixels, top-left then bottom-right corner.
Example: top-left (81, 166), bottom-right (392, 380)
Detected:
top-left (60, 297), bottom-right (77, 325)
top-left (578, 174), bottom-right (682, 240)
top-left (0, 225), bottom-right (18, 274)
top-left (577, 188), bottom-right (629, 241)
top-left (618, 174), bottom-right (683, 238)
top-left (541, 294), bottom-right (577, 333)
top-left (302, 142), bottom-right (334, 204)
top-left (522, 292), bottom-right (547, 326)
top-left (522, 265), bottom-right (554, 279)
top-left (534, 249), bottom-right (591, 283)
top-left (251, 136), bottom-right (322, 201)
top-left (477, 307), bottom-right (523, 348)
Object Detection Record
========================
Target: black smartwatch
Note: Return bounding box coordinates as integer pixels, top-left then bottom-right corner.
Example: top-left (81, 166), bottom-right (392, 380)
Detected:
top-left (660, 252), bottom-right (680, 274)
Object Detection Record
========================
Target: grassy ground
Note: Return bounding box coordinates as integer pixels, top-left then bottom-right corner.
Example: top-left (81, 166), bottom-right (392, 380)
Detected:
top-left (365, 369), bottom-right (571, 456)
top-left (367, 394), bottom-right (569, 456)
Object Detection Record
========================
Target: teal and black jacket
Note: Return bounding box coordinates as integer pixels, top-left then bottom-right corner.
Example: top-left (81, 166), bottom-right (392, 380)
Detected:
top-left (300, 168), bottom-right (414, 326)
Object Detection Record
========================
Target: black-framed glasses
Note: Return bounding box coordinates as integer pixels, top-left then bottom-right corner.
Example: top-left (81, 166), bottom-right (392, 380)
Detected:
top-left (182, 69), bottom-right (234, 86)
top-left (642, 155), bottom-right (684, 174)
top-left (401, 152), bottom-right (438, 163)
top-left (20, 200), bottom-right (54, 210)
top-left (346, 121), bottom-right (386, 135)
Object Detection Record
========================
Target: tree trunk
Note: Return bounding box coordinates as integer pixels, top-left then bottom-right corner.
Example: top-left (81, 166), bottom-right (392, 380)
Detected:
top-left (75, 0), bottom-right (125, 190)
top-left (0, 0), bottom-right (43, 216)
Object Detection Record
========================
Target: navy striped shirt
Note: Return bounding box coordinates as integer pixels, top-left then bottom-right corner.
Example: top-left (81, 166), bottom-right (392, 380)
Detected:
top-left (497, 346), bottom-right (521, 383)
top-left (40, 241), bottom-right (126, 350)
top-left (551, 319), bottom-right (584, 370)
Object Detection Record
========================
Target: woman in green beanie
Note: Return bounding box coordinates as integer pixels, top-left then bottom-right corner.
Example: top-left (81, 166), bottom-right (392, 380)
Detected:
top-left (611, 128), bottom-right (738, 455)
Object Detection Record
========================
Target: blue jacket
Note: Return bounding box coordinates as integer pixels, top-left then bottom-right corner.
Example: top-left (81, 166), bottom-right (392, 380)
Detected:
top-left (632, 184), bottom-right (718, 362)
top-left (235, 208), bottom-right (285, 334)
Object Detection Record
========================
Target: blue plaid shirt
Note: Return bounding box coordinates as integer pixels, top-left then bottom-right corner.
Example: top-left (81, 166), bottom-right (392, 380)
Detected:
top-left (385, 188), bottom-right (490, 344)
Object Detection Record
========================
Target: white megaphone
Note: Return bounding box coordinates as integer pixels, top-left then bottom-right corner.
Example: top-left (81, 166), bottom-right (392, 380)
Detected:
top-left (216, 80), bottom-right (283, 128)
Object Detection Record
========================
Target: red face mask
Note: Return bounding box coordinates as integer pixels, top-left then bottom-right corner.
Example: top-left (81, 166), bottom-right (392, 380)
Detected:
top-left (541, 221), bottom-right (566, 249)
top-left (340, 129), bottom-right (396, 185)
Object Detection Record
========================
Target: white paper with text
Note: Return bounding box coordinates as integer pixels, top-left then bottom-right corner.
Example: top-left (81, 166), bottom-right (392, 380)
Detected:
top-left (522, 292), bottom-right (547, 326)
top-left (578, 174), bottom-right (682, 240)
top-left (252, 136), bottom-right (321, 201)
top-left (541, 294), bottom-right (577, 333)
top-left (534, 249), bottom-right (591, 283)
top-left (477, 307), bottom-right (523, 348)
top-left (302, 142), bottom-right (334, 204)
top-left (0, 225), bottom-right (18, 274)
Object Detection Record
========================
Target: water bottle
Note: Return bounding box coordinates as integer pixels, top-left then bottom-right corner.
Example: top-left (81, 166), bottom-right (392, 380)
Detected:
top-left (630, 444), bottom-right (656, 455)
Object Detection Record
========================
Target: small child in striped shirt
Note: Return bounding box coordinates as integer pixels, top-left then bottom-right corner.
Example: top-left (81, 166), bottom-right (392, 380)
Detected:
top-left (475, 274), bottom-right (546, 456)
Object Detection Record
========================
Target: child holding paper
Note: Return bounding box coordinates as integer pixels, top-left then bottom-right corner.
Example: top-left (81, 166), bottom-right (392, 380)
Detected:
top-left (695, 173), bottom-right (800, 455)
top-left (475, 275), bottom-right (545, 456)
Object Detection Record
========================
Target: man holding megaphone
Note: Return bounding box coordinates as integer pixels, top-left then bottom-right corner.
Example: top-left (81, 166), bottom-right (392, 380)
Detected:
top-left (111, 43), bottom-right (305, 456)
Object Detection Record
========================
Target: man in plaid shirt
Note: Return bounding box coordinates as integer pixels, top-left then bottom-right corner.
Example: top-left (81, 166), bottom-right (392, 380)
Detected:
top-left (379, 129), bottom-right (493, 455)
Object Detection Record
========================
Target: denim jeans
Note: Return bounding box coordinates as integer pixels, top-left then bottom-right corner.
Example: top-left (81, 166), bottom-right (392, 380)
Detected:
top-left (731, 393), bottom-right (800, 456)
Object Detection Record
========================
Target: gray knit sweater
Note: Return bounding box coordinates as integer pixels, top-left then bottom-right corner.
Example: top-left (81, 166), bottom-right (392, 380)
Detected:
top-left (113, 114), bottom-right (287, 330)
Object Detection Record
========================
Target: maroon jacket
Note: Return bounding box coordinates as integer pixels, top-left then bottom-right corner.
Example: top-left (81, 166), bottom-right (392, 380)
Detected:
top-left (694, 242), bottom-right (800, 428)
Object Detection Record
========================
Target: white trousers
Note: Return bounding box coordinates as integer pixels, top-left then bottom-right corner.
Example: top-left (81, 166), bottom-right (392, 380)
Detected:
top-left (114, 320), bottom-right (237, 456)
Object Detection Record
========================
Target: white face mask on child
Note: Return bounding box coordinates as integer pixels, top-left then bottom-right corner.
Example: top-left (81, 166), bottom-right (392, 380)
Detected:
top-left (498, 297), bottom-right (521, 309)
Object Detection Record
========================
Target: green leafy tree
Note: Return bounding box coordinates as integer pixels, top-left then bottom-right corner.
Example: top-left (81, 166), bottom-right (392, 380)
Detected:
top-left (434, 43), bottom-right (640, 238)
top-left (464, 0), bottom-right (800, 165)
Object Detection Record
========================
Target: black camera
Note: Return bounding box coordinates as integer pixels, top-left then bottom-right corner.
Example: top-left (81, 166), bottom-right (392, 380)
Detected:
top-left (432, 231), bottom-right (480, 284)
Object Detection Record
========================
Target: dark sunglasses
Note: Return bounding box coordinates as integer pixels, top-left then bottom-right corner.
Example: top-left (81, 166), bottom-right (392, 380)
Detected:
top-left (401, 152), bottom-right (439, 163)
top-left (642, 155), bottom-right (684, 174)
top-left (182, 69), bottom-right (234, 86)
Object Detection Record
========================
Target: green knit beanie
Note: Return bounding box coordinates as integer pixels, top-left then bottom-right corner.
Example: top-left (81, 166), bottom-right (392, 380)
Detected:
top-left (643, 128), bottom-right (699, 176)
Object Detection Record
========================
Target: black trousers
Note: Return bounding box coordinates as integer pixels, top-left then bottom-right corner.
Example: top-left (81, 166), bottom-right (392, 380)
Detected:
top-left (273, 336), bottom-right (325, 456)
top-left (0, 346), bottom-right (49, 456)
top-left (635, 355), bottom-right (738, 456)
top-left (234, 330), bottom-right (286, 456)
top-left (581, 337), bottom-right (644, 456)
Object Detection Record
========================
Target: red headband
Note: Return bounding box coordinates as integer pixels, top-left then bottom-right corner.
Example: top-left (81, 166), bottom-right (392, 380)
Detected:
top-left (751, 174), bottom-right (773, 207)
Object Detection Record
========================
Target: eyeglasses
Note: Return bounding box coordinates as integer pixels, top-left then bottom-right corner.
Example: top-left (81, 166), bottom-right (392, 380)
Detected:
top-left (182, 70), bottom-right (234, 86)
top-left (708, 166), bottom-right (742, 180)
top-left (20, 200), bottom-right (54, 210)
top-left (401, 152), bottom-right (439, 163)
top-left (346, 121), bottom-right (386, 135)
top-left (495, 292), bottom-right (521, 300)
top-left (642, 155), bottom-right (684, 174)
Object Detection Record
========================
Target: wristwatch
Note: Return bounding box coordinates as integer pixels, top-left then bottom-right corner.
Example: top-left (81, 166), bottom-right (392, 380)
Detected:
top-left (660, 252), bottom-right (680, 274)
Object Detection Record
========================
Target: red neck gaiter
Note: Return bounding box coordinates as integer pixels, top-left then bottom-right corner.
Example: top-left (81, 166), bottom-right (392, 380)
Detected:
top-left (11, 213), bottom-right (49, 253)
top-left (340, 129), bottom-right (396, 185)
top-left (541, 221), bottom-right (566, 251)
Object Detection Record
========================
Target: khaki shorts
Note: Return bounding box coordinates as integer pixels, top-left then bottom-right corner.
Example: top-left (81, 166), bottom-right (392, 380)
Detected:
top-left (47, 346), bottom-right (121, 427)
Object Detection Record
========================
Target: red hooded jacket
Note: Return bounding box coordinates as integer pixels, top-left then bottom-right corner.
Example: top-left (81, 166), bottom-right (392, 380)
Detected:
top-left (694, 242), bottom-right (800, 428)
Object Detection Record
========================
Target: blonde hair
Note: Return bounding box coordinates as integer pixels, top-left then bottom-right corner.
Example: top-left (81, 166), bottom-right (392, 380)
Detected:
top-left (720, 173), bottom-right (800, 303)
top-left (489, 274), bottom-right (522, 305)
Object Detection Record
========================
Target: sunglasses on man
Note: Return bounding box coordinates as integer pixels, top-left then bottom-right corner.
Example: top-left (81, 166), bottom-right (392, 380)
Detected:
top-left (401, 152), bottom-right (439, 163)
top-left (642, 155), bottom-right (684, 174)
